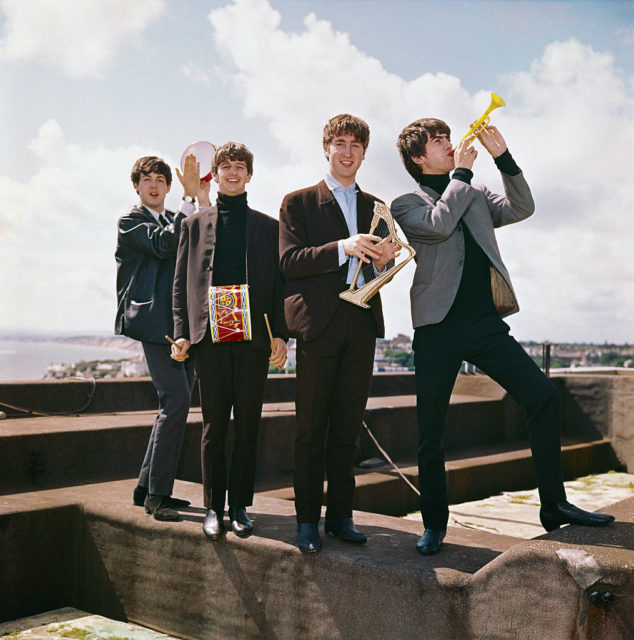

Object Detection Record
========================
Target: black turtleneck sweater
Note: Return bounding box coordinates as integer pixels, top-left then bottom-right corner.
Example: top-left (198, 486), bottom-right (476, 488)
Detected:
top-left (212, 192), bottom-right (248, 286)
top-left (420, 150), bottom-right (520, 321)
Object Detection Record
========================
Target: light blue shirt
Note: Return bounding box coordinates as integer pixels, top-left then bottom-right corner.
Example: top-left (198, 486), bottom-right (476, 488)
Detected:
top-left (324, 173), bottom-right (365, 285)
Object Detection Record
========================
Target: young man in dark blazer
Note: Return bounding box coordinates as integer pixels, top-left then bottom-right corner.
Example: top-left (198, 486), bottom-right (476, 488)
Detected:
top-left (279, 114), bottom-right (398, 553)
top-left (391, 118), bottom-right (614, 555)
top-left (171, 142), bottom-right (287, 540)
top-left (115, 154), bottom-right (200, 521)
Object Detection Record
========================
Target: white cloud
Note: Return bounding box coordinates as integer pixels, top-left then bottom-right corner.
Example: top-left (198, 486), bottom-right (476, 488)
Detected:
top-left (0, 119), bottom-right (160, 333)
top-left (0, 0), bottom-right (164, 77)
top-left (205, 0), bottom-right (633, 343)
top-left (1, 0), bottom-right (631, 343)
top-left (181, 61), bottom-right (212, 86)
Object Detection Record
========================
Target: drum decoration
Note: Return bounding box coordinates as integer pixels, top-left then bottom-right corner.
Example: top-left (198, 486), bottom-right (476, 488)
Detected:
top-left (209, 284), bottom-right (252, 342)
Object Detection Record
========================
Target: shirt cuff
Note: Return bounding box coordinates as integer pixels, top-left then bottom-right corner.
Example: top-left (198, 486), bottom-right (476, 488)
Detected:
top-left (338, 240), bottom-right (347, 266)
top-left (178, 200), bottom-right (196, 216)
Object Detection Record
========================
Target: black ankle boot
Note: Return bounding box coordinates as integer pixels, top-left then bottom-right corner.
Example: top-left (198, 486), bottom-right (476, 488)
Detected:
top-left (416, 529), bottom-right (445, 555)
top-left (540, 500), bottom-right (615, 532)
top-left (229, 506), bottom-right (253, 537)
top-left (203, 509), bottom-right (225, 539)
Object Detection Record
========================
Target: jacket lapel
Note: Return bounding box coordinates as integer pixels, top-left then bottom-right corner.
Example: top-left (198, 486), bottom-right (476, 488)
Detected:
top-left (133, 205), bottom-right (160, 224)
top-left (316, 179), bottom-right (349, 235)
top-left (413, 185), bottom-right (440, 208)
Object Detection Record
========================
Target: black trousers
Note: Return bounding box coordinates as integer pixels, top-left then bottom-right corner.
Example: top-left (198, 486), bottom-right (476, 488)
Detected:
top-left (140, 342), bottom-right (195, 496)
top-left (413, 313), bottom-right (566, 530)
top-left (294, 302), bottom-right (377, 523)
top-left (194, 338), bottom-right (270, 512)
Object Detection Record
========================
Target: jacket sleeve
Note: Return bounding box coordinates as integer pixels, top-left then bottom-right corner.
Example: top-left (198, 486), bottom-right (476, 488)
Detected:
top-left (279, 192), bottom-right (340, 279)
top-left (391, 180), bottom-right (475, 245)
top-left (271, 224), bottom-right (287, 340)
top-left (484, 172), bottom-right (535, 228)
top-left (172, 222), bottom-right (190, 340)
top-left (117, 213), bottom-right (182, 259)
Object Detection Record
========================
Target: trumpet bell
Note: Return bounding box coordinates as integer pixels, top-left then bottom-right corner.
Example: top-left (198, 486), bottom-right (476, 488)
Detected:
top-left (490, 93), bottom-right (506, 109)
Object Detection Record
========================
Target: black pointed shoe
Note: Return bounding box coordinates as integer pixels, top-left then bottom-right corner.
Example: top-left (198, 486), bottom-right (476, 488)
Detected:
top-left (539, 500), bottom-right (615, 532)
top-left (416, 528), bottom-right (446, 555)
top-left (203, 509), bottom-right (225, 540)
top-left (324, 517), bottom-right (367, 543)
top-left (297, 523), bottom-right (322, 553)
top-left (144, 494), bottom-right (181, 522)
top-left (229, 506), bottom-right (253, 537)
top-left (134, 486), bottom-right (191, 509)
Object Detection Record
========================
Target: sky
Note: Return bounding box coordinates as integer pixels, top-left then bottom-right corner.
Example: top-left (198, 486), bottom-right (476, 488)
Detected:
top-left (1, 0), bottom-right (632, 343)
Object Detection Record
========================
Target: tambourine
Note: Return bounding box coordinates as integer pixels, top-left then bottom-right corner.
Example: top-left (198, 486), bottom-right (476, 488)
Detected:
top-left (180, 140), bottom-right (216, 183)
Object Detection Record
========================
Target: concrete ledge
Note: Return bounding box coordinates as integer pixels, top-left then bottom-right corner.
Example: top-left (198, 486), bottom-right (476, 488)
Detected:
top-left (1, 479), bottom-right (630, 639)
top-left (0, 372), bottom-right (509, 417)
top-left (0, 393), bottom-right (506, 495)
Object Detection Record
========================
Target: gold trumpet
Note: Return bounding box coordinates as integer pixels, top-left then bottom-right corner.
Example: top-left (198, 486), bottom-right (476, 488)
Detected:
top-left (454, 92), bottom-right (505, 150)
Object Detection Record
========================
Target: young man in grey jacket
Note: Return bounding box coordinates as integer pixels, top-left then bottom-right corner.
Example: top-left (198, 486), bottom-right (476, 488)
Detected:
top-left (391, 119), bottom-right (614, 555)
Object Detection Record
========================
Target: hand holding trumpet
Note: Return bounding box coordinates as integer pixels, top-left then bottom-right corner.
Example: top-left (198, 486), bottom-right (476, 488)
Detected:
top-left (453, 136), bottom-right (478, 170)
top-left (454, 125), bottom-right (508, 171)
top-left (475, 125), bottom-right (507, 158)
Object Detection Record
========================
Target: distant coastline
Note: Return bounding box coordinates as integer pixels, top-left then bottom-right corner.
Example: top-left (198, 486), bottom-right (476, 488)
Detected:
top-left (0, 334), bottom-right (142, 352)
top-left (0, 337), bottom-right (143, 382)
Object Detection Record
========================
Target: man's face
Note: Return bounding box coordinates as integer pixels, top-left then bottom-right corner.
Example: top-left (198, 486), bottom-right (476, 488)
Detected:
top-left (413, 134), bottom-right (455, 175)
top-left (325, 133), bottom-right (366, 186)
top-left (213, 158), bottom-right (251, 196)
top-left (134, 172), bottom-right (171, 212)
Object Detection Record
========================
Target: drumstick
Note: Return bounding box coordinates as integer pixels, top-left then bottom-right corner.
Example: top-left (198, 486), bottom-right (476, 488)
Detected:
top-left (263, 314), bottom-right (275, 352)
top-left (164, 335), bottom-right (177, 345)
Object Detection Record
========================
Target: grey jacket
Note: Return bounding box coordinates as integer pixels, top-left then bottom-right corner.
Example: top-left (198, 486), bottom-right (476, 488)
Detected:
top-left (390, 172), bottom-right (534, 328)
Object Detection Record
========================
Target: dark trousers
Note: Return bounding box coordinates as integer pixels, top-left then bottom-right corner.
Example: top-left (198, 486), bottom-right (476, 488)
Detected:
top-left (195, 338), bottom-right (270, 512)
top-left (140, 342), bottom-right (195, 496)
top-left (294, 302), bottom-right (377, 523)
top-left (413, 313), bottom-right (566, 530)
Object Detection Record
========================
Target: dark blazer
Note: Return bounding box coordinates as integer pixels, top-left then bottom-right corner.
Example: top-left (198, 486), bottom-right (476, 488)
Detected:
top-left (173, 204), bottom-right (285, 351)
top-left (279, 180), bottom-right (386, 341)
top-left (115, 205), bottom-right (184, 343)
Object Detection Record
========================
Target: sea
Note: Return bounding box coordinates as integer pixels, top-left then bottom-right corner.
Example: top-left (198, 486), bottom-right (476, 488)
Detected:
top-left (0, 340), bottom-right (134, 381)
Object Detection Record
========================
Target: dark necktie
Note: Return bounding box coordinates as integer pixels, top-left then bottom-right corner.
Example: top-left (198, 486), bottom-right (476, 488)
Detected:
top-left (159, 212), bottom-right (173, 228)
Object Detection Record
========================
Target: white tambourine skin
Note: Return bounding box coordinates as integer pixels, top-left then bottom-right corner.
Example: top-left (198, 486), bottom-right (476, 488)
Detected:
top-left (180, 141), bottom-right (217, 182)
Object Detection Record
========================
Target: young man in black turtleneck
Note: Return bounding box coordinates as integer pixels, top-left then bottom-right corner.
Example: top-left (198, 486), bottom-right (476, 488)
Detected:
top-left (171, 142), bottom-right (287, 540)
top-left (391, 119), bottom-right (614, 555)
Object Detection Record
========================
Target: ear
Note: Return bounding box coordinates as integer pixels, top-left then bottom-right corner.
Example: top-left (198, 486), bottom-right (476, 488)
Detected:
top-left (245, 174), bottom-right (252, 184)
top-left (212, 172), bottom-right (219, 184)
top-left (166, 183), bottom-right (171, 193)
top-left (133, 183), bottom-right (139, 194)
top-left (411, 155), bottom-right (425, 168)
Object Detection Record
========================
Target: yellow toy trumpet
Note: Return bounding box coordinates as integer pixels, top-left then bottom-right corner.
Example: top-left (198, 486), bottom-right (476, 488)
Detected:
top-left (452, 92), bottom-right (506, 153)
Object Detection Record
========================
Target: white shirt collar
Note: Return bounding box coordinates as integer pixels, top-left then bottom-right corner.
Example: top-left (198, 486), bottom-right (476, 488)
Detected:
top-left (141, 205), bottom-right (166, 223)
top-left (324, 173), bottom-right (357, 193)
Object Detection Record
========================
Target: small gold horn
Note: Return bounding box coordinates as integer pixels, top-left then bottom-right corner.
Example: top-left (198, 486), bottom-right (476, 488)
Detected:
top-left (456, 92), bottom-right (505, 149)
